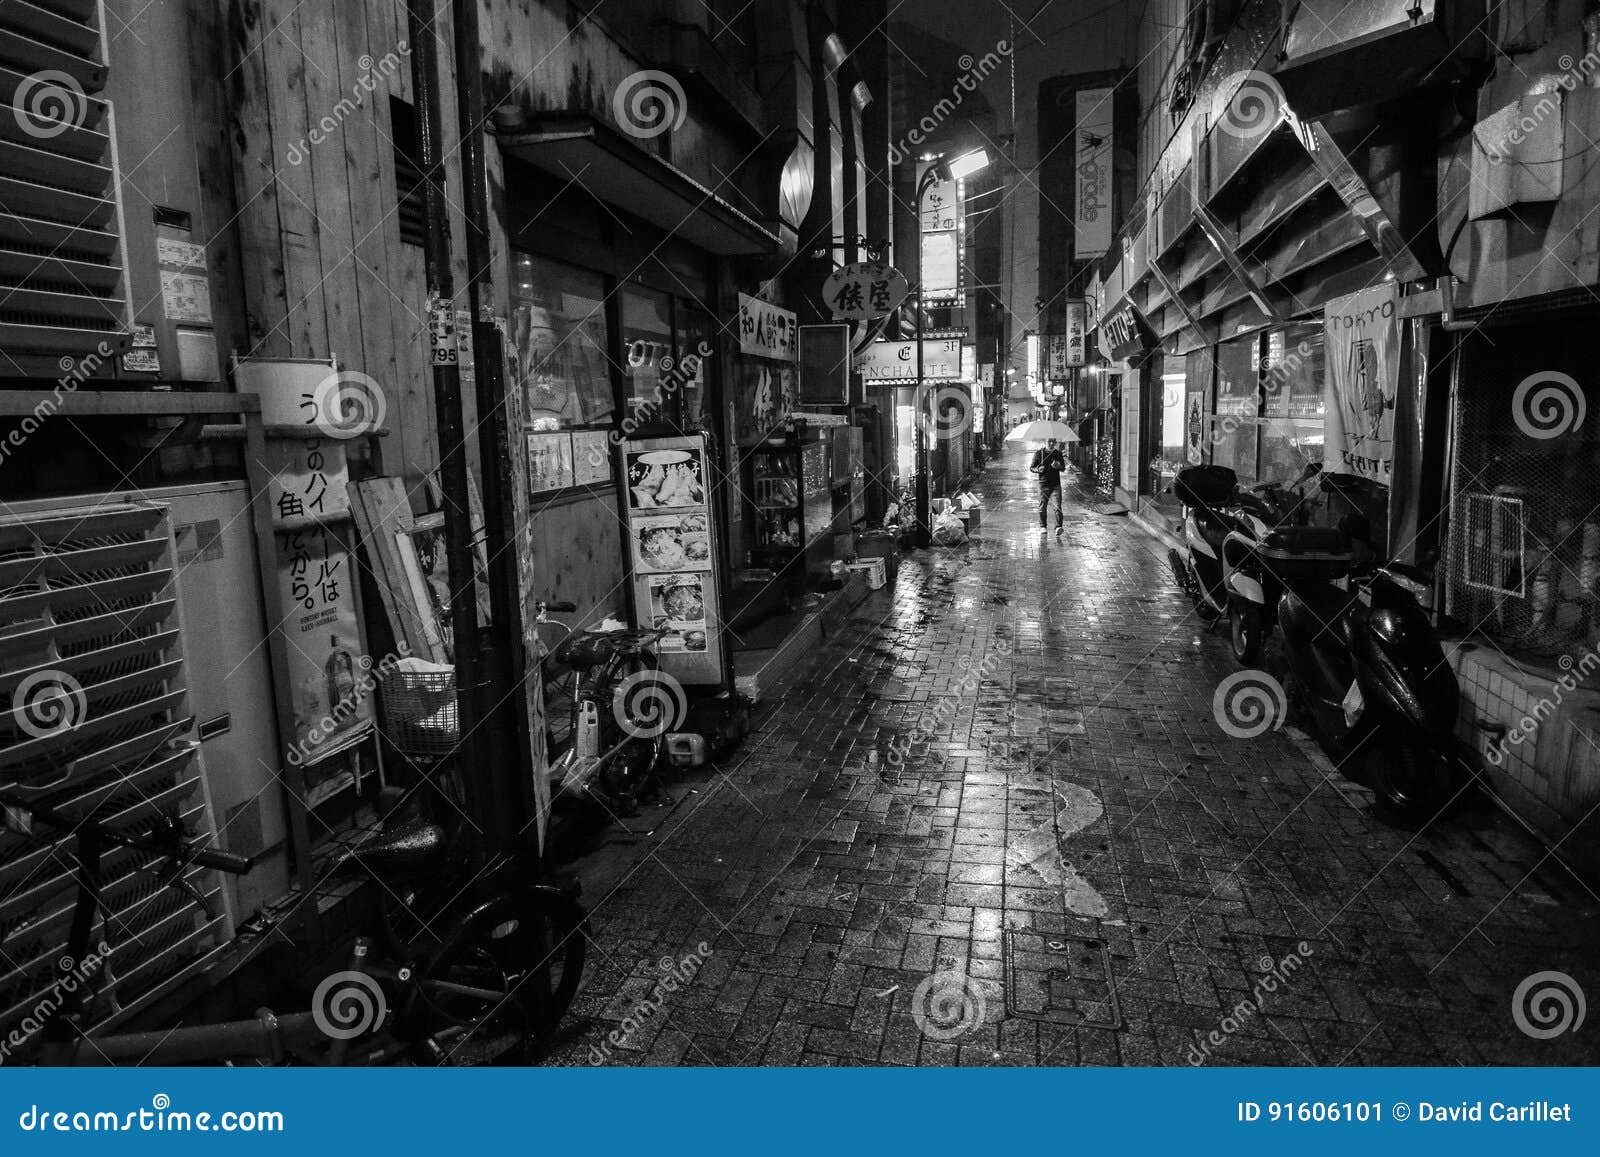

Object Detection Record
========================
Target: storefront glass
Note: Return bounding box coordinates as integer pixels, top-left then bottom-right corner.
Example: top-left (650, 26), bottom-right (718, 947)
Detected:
top-left (621, 286), bottom-right (675, 423)
top-left (1211, 336), bottom-right (1258, 481)
top-left (509, 254), bottom-right (614, 430)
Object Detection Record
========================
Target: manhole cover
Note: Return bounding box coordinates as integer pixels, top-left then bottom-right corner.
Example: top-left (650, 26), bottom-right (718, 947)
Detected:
top-left (1003, 930), bottom-right (1122, 1029)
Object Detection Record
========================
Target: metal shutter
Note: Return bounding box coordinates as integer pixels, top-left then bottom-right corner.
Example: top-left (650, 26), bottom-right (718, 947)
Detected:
top-left (0, 0), bottom-right (130, 356)
top-left (0, 500), bottom-right (232, 1052)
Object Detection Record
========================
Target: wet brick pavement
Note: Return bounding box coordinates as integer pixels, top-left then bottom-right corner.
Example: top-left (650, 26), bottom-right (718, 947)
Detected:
top-left (551, 448), bottom-right (1599, 1067)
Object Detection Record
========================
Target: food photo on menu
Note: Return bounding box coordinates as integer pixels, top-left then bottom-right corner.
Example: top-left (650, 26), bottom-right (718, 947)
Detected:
top-left (627, 448), bottom-right (706, 509)
top-left (645, 573), bottom-right (709, 652)
top-left (633, 513), bottom-right (711, 573)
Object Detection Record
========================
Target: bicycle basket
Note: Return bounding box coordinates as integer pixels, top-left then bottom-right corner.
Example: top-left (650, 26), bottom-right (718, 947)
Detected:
top-left (378, 662), bottom-right (459, 756)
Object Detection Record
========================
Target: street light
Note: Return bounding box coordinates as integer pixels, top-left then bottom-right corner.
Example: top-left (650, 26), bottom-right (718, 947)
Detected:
top-left (913, 147), bottom-right (991, 547)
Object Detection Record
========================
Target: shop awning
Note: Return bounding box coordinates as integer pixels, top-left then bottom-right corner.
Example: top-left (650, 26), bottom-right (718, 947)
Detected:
top-left (497, 112), bottom-right (783, 257)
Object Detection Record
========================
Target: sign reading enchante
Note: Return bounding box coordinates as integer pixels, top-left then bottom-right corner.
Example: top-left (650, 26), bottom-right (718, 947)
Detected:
top-left (856, 339), bottom-right (962, 382)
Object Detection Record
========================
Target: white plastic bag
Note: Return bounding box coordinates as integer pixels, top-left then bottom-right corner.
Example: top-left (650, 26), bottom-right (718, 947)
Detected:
top-left (932, 510), bottom-right (967, 546)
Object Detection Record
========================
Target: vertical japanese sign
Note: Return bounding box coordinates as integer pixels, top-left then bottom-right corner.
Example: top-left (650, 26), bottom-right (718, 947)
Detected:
top-left (918, 161), bottom-right (962, 302)
top-left (1064, 301), bottom-right (1088, 368)
top-left (1075, 88), bottom-right (1115, 260)
top-left (1323, 283), bottom-right (1400, 483)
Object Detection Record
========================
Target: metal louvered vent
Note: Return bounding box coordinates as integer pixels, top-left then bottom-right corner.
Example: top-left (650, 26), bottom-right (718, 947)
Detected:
top-left (0, 501), bottom-right (231, 1053)
top-left (0, 0), bottom-right (131, 356)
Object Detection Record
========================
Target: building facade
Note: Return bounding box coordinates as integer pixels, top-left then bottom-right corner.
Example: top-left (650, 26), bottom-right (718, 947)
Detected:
top-left (1092, 0), bottom-right (1599, 873)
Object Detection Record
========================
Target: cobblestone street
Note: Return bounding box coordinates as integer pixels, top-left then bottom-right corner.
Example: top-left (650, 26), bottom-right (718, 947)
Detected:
top-left (556, 448), bottom-right (1599, 1067)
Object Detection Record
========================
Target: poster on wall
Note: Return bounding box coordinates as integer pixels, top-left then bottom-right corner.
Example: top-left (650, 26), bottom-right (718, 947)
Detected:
top-left (738, 361), bottom-right (797, 445)
top-left (1322, 283), bottom-right (1400, 484)
top-left (275, 525), bottom-right (373, 767)
top-left (622, 435), bottom-right (726, 688)
top-left (527, 431), bottom-right (575, 494)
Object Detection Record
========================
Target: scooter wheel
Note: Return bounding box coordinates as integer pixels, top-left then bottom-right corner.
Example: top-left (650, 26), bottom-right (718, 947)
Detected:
top-left (1167, 549), bottom-right (1189, 593)
top-left (1367, 733), bottom-right (1452, 827)
top-left (1229, 602), bottom-right (1265, 665)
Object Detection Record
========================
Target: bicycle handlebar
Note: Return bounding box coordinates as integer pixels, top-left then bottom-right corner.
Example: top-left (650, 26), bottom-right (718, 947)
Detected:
top-left (0, 791), bottom-right (255, 875)
top-left (186, 845), bottom-right (256, 875)
top-left (543, 600), bottom-right (577, 613)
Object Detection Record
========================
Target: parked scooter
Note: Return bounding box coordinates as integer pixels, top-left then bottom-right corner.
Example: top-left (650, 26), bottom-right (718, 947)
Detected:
top-left (1217, 464), bottom-right (1352, 665)
top-left (1278, 516), bottom-right (1462, 824)
top-left (1169, 463), bottom-right (1349, 664)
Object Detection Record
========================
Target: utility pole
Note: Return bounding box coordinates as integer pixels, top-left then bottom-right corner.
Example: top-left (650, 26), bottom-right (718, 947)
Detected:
top-left (404, 0), bottom-right (487, 837)
top-left (450, 0), bottom-right (535, 861)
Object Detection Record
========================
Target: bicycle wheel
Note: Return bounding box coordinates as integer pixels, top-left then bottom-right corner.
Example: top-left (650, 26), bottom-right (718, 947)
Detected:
top-left (408, 885), bottom-right (589, 1064)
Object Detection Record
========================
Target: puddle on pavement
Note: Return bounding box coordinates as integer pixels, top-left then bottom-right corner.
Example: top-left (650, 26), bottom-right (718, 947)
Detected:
top-left (1005, 780), bottom-right (1118, 921)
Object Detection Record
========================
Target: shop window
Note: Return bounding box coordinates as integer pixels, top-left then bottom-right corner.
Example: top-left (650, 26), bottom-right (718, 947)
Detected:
top-left (1258, 324), bottom-right (1326, 484)
top-left (509, 254), bottom-right (614, 429)
top-left (621, 286), bottom-right (675, 423)
top-left (1210, 335), bottom-right (1258, 482)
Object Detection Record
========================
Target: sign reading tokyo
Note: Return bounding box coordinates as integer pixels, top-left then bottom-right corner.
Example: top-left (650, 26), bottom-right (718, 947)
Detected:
top-left (1323, 283), bottom-right (1400, 484)
top-left (737, 293), bottom-right (798, 360)
top-left (822, 262), bottom-right (909, 321)
top-left (855, 339), bottom-right (962, 382)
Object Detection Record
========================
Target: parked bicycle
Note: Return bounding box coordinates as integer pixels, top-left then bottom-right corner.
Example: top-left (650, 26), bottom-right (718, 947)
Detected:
top-left (0, 755), bottom-right (587, 1065)
top-left (535, 599), bottom-right (682, 816)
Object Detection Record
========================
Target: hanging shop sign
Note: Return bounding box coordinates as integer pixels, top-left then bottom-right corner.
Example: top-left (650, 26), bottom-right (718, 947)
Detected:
top-left (1323, 283), bottom-right (1401, 484)
top-left (623, 434), bottom-right (726, 688)
top-left (855, 339), bottom-right (962, 383)
top-left (737, 293), bottom-right (798, 360)
top-left (1100, 300), bottom-right (1152, 362)
top-left (1064, 301), bottom-right (1088, 368)
top-left (821, 261), bottom-right (909, 321)
top-left (1075, 88), bottom-right (1115, 260)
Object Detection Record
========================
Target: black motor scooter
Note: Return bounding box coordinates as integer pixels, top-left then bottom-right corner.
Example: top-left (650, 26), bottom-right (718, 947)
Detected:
top-left (1277, 516), bottom-right (1462, 824)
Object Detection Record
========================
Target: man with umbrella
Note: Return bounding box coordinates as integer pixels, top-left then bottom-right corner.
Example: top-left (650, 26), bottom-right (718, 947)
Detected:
top-left (1030, 437), bottom-right (1067, 532)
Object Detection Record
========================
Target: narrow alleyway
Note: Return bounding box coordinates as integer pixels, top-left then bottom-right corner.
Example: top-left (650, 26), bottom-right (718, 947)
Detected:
top-left (554, 447), bottom-right (1598, 1067)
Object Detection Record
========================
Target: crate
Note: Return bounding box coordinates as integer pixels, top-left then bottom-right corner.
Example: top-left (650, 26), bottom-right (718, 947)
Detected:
top-left (845, 559), bottom-right (887, 590)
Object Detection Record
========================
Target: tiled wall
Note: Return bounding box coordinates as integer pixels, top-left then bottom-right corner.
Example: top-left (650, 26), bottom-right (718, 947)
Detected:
top-left (1449, 644), bottom-right (1600, 876)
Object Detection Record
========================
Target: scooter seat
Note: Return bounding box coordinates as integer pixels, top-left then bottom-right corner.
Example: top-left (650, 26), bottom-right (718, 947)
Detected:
top-left (1260, 526), bottom-right (1348, 555)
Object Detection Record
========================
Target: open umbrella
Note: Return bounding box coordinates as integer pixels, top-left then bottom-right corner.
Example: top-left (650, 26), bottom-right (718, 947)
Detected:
top-left (1004, 419), bottom-right (1079, 443)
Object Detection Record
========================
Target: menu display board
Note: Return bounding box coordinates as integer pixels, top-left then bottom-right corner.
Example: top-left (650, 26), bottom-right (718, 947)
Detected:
top-left (622, 435), bottom-right (726, 686)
